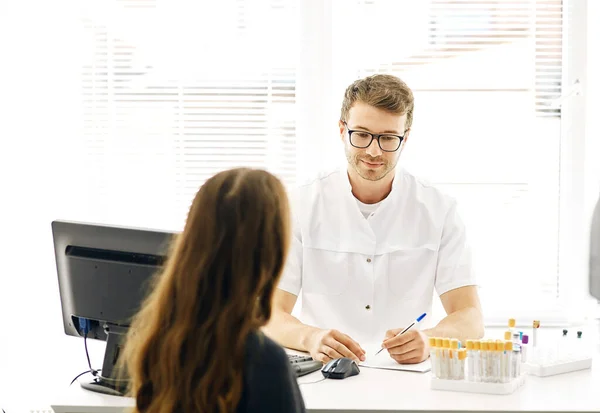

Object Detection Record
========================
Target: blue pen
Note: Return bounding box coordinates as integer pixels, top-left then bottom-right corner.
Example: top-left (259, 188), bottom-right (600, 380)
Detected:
top-left (375, 312), bottom-right (427, 356)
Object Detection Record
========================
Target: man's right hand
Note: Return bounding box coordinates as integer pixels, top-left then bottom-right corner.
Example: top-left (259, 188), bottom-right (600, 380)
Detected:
top-left (306, 329), bottom-right (366, 364)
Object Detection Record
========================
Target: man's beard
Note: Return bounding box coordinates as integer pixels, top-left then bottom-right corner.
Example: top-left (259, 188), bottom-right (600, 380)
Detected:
top-left (349, 153), bottom-right (395, 182)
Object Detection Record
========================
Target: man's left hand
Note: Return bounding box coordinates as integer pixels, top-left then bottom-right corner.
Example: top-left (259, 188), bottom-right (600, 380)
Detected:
top-left (381, 329), bottom-right (430, 364)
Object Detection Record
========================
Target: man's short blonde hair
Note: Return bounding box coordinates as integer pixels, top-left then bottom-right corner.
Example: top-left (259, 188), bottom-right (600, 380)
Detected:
top-left (340, 74), bottom-right (414, 129)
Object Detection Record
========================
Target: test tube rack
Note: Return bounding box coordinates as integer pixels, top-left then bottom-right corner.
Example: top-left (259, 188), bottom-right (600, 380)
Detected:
top-left (524, 354), bottom-right (592, 377)
top-left (430, 374), bottom-right (526, 395)
top-left (428, 335), bottom-right (526, 395)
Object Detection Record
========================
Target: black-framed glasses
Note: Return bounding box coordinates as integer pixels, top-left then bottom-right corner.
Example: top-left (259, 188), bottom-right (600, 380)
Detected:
top-left (342, 121), bottom-right (405, 152)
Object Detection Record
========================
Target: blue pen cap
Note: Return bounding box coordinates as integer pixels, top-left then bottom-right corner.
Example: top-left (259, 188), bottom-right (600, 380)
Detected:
top-left (416, 313), bottom-right (427, 322)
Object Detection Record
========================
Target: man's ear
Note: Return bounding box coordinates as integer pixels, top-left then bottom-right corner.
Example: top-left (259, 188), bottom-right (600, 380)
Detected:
top-left (339, 120), bottom-right (346, 142)
top-left (400, 128), bottom-right (411, 150)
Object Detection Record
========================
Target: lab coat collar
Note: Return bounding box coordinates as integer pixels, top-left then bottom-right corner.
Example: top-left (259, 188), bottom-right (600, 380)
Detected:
top-left (341, 165), bottom-right (405, 195)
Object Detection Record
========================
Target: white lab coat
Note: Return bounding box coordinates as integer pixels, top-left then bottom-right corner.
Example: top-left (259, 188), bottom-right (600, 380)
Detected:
top-left (278, 167), bottom-right (477, 346)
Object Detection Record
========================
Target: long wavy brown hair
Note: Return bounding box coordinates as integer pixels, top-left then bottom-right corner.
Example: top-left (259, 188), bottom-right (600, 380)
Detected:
top-left (120, 168), bottom-right (291, 413)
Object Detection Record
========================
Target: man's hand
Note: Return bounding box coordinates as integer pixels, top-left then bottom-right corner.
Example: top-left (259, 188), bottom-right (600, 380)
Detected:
top-left (381, 329), bottom-right (429, 364)
top-left (306, 329), bottom-right (366, 364)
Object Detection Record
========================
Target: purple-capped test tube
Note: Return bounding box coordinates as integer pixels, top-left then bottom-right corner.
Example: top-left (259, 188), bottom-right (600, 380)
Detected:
top-left (521, 334), bottom-right (529, 363)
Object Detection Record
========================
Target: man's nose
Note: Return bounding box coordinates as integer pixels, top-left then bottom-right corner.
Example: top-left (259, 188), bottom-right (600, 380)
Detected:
top-left (366, 138), bottom-right (382, 157)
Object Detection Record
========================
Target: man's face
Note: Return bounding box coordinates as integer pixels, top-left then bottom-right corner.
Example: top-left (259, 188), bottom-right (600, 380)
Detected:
top-left (340, 101), bottom-right (410, 182)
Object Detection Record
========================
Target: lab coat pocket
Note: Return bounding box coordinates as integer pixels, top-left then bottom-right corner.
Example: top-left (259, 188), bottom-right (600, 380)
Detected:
top-left (388, 246), bottom-right (437, 300)
top-left (303, 248), bottom-right (350, 295)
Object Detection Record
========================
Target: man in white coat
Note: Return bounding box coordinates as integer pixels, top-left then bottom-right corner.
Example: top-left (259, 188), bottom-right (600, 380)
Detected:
top-left (265, 74), bottom-right (484, 364)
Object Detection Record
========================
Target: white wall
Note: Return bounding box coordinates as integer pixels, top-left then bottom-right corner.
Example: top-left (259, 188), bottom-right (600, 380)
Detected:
top-left (0, 1), bottom-right (106, 409)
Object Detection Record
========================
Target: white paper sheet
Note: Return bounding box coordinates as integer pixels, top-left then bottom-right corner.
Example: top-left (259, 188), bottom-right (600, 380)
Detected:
top-left (359, 345), bottom-right (431, 372)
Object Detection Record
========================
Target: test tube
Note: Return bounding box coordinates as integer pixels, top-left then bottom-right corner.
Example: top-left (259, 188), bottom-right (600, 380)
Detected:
top-left (429, 337), bottom-right (437, 378)
top-left (495, 340), bottom-right (503, 382)
top-left (466, 340), bottom-right (474, 381)
top-left (442, 338), bottom-right (450, 380)
top-left (489, 340), bottom-right (498, 382)
top-left (508, 318), bottom-right (516, 334)
top-left (504, 340), bottom-right (513, 382)
top-left (504, 330), bottom-right (512, 341)
top-left (498, 340), bottom-right (506, 383)
top-left (521, 335), bottom-right (529, 363)
top-left (488, 339), bottom-right (496, 383)
top-left (512, 332), bottom-right (521, 346)
top-left (458, 349), bottom-right (467, 380)
top-left (450, 339), bottom-right (459, 379)
top-left (473, 340), bottom-right (481, 382)
top-left (496, 340), bottom-right (504, 383)
top-left (480, 340), bottom-right (489, 382)
top-left (512, 344), bottom-right (521, 378)
top-left (532, 320), bottom-right (540, 348)
top-left (496, 340), bottom-right (506, 383)
top-left (435, 337), bottom-right (443, 375)
top-left (448, 343), bottom-right (455, 379)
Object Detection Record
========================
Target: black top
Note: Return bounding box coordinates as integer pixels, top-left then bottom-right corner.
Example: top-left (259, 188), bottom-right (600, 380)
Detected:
top-left (237, 331), bottom-right (306, 413)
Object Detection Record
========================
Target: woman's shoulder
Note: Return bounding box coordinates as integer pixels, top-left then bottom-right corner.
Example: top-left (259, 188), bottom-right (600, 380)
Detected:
top-left (246, 330), bottom-right (288, 364)
top-left (240, 331), bottom-right (306, 413)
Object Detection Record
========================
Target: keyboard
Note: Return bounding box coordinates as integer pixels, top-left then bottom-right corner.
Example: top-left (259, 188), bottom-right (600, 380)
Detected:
top-left (288, 354), bottom-right (323, 377)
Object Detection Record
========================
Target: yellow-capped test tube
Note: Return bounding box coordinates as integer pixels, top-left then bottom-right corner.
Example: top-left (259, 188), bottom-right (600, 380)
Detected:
top-left (442, 338), bottom-right (450, 379)
top-left (458, 349), bottom-right (467, 380)
top-left (480, 340), bottom-right (489, 382)
top-left (450, 339), bottom-right (459, 379)
top-left (435, 337), bottom-right (443, 379)
top-left (496, 340), bottom-right (505, 383)
top-left (488, 340), bottom-right (498, 382)
top-left (504, 340), bottom-right (513, 382)
top-left (472, 340), bottom-right (481, 382)
top-left (465, 340), bottom-right (474, 382)
top-left (429, 337), bottom-right (438, 378)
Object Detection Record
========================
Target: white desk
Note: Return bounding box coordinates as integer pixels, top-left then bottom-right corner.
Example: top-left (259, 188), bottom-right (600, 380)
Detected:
top-left (51, 355), bottom-right (600, 413)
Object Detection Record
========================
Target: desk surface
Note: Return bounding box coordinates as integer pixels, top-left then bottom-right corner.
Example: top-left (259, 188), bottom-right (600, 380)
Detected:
top-left (52, 355), bottom-right (600, 413)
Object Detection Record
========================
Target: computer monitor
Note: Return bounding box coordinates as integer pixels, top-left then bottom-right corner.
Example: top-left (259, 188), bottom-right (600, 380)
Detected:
top-left (52, 220), bottom-right (176, 396)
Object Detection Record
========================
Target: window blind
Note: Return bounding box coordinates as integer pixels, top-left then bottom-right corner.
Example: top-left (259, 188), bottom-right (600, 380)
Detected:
top-left (332, 0), bottom-right (565, 319)
top-left (80, 0), bottom-right (298, 230)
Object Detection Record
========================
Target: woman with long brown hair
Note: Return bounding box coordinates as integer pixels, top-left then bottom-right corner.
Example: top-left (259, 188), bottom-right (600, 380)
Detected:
top-left (121, 168), bottom-right (305, 413)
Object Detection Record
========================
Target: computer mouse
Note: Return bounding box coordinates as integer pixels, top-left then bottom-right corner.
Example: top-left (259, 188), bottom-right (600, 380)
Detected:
top-left (321, 357), bottom-right (360, 379)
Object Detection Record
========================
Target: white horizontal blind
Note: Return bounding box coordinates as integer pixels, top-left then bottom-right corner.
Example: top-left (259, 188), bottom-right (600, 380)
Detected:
top-left (332, 0), bottom-right (564, 320)
top-left (80, 0), bottom-right (298, 230)
top-left (174, 76), bottom-right (296, 211)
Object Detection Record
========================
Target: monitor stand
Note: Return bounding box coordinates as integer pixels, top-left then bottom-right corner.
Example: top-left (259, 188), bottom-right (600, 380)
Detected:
top-left (80, 324), bottom-right (129, 396)
top-left (80, 380), bottom-right (125, 396)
